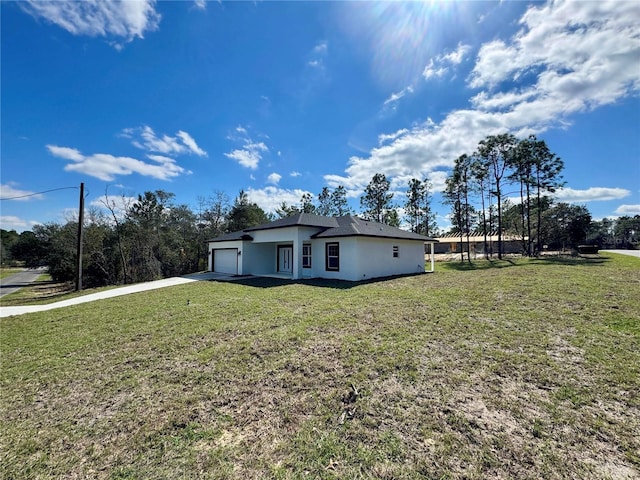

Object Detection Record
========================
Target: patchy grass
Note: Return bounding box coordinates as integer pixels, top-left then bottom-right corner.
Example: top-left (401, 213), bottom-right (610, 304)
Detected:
top-left (1, 254), bottom-right (639, 479)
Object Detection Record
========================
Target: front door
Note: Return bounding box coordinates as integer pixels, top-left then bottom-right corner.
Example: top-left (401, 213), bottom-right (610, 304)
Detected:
top-left (278, 246), bottom-right (293, 274)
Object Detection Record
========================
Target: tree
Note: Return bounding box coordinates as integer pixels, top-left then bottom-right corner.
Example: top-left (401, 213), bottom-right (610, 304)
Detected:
top-left (9, 230), bottom-right (45, 267)
top-left (477, 133), bottom-right (518, 259)
top-left (331, 186), bottom-right (351, 216)
top-left (227, 190), bottom-right (269, 231)
top-left (405, 178), bottom-right (437, 236)
top-left (274, 202), bottom-right (299, 218)
top-left (510, 138), bottom-right (536, 255)
top-left (101, 189), bottom-right (133, 284)
top-left (542, 203), bottom-right (591, 250)
top-left (530, 138), bottom-right (564, 254)
top-left (126, 191), bottom-right (175, 281)
top-left (1, 229), bottom-right (19, 265)
top-left (384, 208), bottom-right (401, 227)
top-left (587, 217), bottom-right (615, 247)
top-left (613, 215), bottom-right (640, 248)
top-left (470, 154), bottom-right (491, 258)
top-left (360, 173), bottom-right (394, 224)
top-left (444, 155), bottom-right (475, 262)
top-left (405, 178), bottom-right (425, 233)
top-left (31, 223), bottom-right (77, 282)
top-left (316, 187), bottom-right (333, 216)
top-left (196, 191), bottom-right (230, 269)
top-left (300, 193), bottom-right (315, 214)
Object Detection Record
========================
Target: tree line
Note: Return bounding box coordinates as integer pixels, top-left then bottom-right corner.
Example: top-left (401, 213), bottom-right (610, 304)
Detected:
top-left (2, 136), bottom-right (637, 284)
top-left (443, 133), bottom-right (567, 260)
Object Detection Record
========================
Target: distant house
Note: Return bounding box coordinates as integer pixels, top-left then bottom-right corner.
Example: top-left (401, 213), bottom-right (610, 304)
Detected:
top-left (434, 231), bottom-right (527, 256)
top-left (208, 213), bottom-right (438, 281)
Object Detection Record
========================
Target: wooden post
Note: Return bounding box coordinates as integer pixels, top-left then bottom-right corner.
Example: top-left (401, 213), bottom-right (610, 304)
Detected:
top-left (75, 182), bottom-right (84, 291)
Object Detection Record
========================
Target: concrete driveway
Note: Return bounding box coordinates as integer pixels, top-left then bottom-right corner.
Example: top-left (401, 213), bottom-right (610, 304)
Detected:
top-left (0, 271), bottom-right (237, 318)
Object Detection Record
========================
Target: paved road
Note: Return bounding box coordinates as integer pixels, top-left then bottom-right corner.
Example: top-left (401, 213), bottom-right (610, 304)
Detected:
top-left (0, 271), bottom-right (237, 318)
top-left (0, 268), bottom-right (47, 298)
top-left (601, 249), bottom-right (640, 258)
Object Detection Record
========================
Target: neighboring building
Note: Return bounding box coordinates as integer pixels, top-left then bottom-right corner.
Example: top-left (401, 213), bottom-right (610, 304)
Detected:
top-left (434, 231), bottom-right (527, 256)
top-left (208, 213), bottom-right (438, 281)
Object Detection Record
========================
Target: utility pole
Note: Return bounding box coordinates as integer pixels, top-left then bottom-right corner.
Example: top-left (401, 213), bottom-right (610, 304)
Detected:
top-left (75, 182), bottom-right (84, 291)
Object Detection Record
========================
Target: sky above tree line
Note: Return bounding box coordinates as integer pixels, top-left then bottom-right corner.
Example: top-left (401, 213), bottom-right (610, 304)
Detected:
top-left (1, 0), bottom-right (639, 232)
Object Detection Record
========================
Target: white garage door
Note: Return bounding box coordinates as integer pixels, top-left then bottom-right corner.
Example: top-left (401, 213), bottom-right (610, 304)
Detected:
top-left (213, 249), bottom-right (238, 274)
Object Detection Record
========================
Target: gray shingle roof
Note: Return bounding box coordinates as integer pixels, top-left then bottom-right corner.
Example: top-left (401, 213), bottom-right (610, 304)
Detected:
top-left (312, 216), bottom-right (437, 242)
top-left (208, 231), bottom-right (253, 243)
top-left (244, 212), bottom-right (339, 231)
top-left (208, 214), bottom-right (437, 243)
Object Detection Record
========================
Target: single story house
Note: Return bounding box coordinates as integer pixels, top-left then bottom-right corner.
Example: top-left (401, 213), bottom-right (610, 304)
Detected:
top-left (208, 213), bottom-right (438, 281)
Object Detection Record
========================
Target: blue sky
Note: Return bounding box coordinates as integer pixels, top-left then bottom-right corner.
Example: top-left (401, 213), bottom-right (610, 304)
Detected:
top-left (1, 0), bottom-right (639, 232)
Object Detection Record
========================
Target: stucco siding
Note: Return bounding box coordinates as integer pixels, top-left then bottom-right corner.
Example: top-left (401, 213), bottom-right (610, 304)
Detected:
top-left (242, 243), bottom-right (273, 275)
top-left (210, 230), bottom-right (429, 280)
top-left (355, 238), bottom-right (425, 280)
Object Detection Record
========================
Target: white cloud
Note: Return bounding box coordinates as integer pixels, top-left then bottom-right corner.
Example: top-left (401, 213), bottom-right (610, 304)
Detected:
top-left (290, 171), bottom-right (301, 177)
top-left (469, 1), bottom-right (640, 95)
top-left (383, 86), bottom-right (414, 106)
top-left (423, 42), bottom-right (472, 80)
top-left (326, 2), bottom-right (640, 197)
top-left (176, 131), bottom-right (207, 156)
top-left (0, 183), bottom-right (43, 201)
top-left (313, 41), bottom-right (328, 54)
top-left (47, 145), bottom-right (190, 181)
top-left (124, 126), bottom-right (207, 157)
top-left (555, 187), bottom-right (631, 203)
top-left (246, 187), bottom-right (312, 213)
top-left (267, 173), bottom-right (282, 185)
top-left (443, 43), bottom-right (472, 65)
top-left (378, 128), bottom-right (409, 145)
top-left (306, 40), bottom-right (328, 71)
top-left (46, 145), bottom-right (84, 162)
top-left (0, 216), bottom-right (40, 231)
top-left (193, 0), bottom-right (206, 11)
top-left (224, 125), bottom-right (269, 169)
top-left (225, 144), bottom-right (267, 170)
top-left (614, 204), bottom-right (640, 215)
top-left (19, 0), bottom-right (160, 48)
top-left (422, 60), bottom-right (448, 80)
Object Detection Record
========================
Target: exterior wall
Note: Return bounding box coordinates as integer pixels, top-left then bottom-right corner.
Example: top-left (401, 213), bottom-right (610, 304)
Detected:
top-left (311, 237), bottom-right (360, 281)
top-left (242, 243), bottom-right (273, 275)
top-left (210, 231), bottom-right (429, 280)
top-left (354, 237), bottom-right (425, 280)
top-left (310, 237), bottom-right (425, 281)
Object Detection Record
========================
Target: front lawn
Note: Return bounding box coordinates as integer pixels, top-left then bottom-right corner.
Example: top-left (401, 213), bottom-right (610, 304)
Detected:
top-left (1, 254), bottom-right (638, 479)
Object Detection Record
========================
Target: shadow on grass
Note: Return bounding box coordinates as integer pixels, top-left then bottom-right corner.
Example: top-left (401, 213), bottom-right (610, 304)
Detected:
top-left (441, 255), bottom-right (611, 271)
top-left (215, 272), bottom-right (431, 290)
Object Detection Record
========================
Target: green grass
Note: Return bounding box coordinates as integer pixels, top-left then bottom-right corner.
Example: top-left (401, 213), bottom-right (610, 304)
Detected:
top-left (1, 254), bottom-right (639, 479)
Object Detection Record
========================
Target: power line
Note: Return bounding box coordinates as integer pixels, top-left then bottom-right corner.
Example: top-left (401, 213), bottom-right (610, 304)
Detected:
top-left (0, 186), bottom-right (79, 201)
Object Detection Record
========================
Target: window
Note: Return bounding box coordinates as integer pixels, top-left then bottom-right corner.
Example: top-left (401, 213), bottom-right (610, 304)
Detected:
top-left (393, 246), bottom-right (399, 258)
top-left (303, 243), bottom-right (312, 268)
top-left (326, 242), bottom-right (339, 271)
